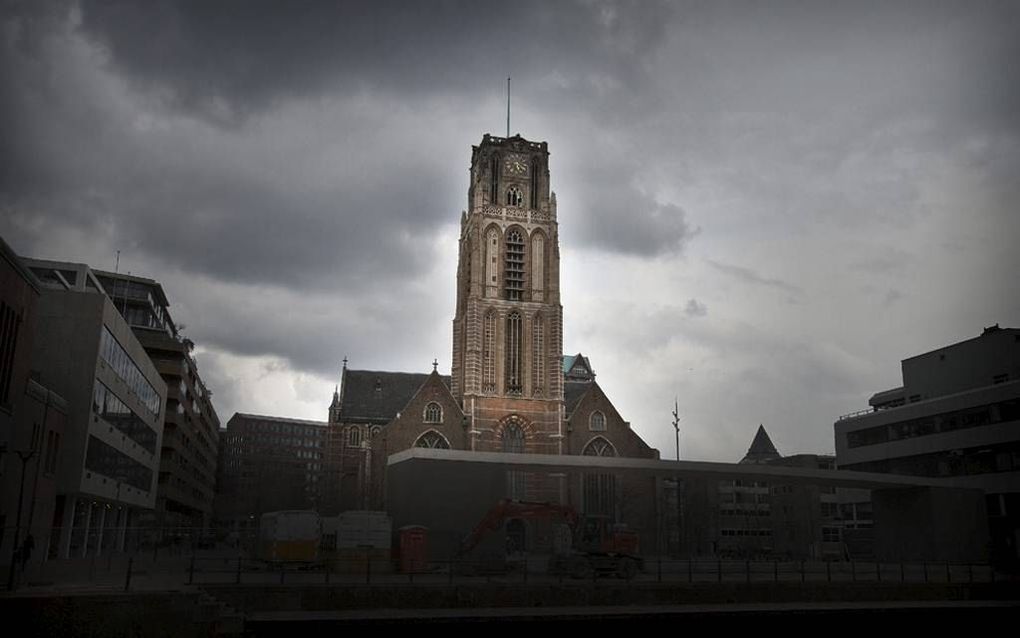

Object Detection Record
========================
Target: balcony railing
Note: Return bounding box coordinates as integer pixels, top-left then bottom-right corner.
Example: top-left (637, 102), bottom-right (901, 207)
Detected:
top-left (478, 205), bottom-right (552, 223)
top-left (837, 407), bottom-right (876, 421)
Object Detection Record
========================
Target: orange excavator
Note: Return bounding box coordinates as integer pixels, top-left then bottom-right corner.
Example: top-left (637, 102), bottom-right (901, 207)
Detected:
top-left (457, 499), bottom-right (643, 579)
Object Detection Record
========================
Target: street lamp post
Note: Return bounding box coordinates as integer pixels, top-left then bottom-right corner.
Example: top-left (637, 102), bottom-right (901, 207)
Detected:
top-left (671, 399), bottom-right (683, 557)
top-left (25, 388), bottom-right (53, 554)
top-left (114, 477), bottom-right (127, 552)
top-left (6, 447), bottom-right (38, 591)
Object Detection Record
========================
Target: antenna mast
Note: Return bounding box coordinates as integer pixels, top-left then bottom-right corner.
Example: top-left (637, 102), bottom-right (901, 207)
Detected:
top-left (506, 76), bottom-right (511, 137)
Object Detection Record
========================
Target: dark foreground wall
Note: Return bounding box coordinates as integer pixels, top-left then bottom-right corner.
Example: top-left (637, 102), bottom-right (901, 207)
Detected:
top-left (9, 592), bottom-right (214, 637)
top-left (387, 457), bottom-right (507, 561)
top-left (873, 487), bottom-right (989, 563)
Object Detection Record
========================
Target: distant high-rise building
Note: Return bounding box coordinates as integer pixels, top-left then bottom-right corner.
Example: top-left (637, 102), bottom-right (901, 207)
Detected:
top-left (834, 326), bottom-right (1020, 566)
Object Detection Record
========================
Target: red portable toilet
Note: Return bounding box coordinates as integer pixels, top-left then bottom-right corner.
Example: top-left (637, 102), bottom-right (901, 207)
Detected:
top-left (398, 525), bottom-right (428, 573)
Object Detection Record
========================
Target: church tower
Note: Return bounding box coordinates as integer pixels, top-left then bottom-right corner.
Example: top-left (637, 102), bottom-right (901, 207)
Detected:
top-left (451, 134), bottom-right (564, 457)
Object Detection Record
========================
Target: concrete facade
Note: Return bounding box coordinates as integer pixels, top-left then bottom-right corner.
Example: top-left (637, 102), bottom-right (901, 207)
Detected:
top-left (24, 259), bottom-right (167, 558)
top-left (385, 448), bottom-right (971, 564)
top-left (834, 326), bottom-right (1020, 567)
top-left (872, 486), bottom-right (989, 563)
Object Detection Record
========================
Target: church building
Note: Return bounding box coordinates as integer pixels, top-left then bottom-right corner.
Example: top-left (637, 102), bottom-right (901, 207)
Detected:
top-left (324, 133), bottom-right (657, 515)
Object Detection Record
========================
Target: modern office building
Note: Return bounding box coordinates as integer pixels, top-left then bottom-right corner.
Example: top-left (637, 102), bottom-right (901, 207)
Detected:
top-left (23, 259), bottom-right (167, 557)
top-left (215, 413), bottom-right (327, 535)
top-left (834, 325), bottom-right (1020, 566)
top-left (92, 270), bottom-right (220, 538)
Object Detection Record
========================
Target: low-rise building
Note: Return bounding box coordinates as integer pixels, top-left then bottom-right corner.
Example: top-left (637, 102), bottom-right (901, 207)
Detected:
top-left (834, 325), bottom-right (1020, 567)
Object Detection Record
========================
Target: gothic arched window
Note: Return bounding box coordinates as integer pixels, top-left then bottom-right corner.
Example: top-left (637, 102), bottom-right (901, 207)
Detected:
top-left (582, 436), bottom-right (617, 518)
top-left (530, 232), bottom-right (545, 301)
top-left (485, 226), bottom-right (500, 297)
top-left (502, 420), bottom-right (526, 498)
top-left (582, 436), bottom-right (616, 457)
top-left (415, 430), bottom-right (450, 449)
top-left (529, 160), bottom-right (539, 208)
top-left (506, 186), bottom-right (523, 207)
top-left (424, 402), bottom-right (443, 423)
top-left (505, 311), bottom-right (522, 395)
top-left (531, 314), bottom-right (545, 397)
top-left (348, 427), bottom-right (361, 447)
top-left (490, 154), bottom-right (500, 204)
top-left (482, 311), bottom-right (497, 393)
top-left (589, 411), bottom-right (606, 432)
top-left (504, 229), bottom-right (524, 301)
top-left (502, 422), bottom-right (525, 453)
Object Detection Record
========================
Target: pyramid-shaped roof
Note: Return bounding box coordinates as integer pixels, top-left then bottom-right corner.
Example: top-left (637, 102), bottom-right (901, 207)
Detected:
top-left (740, 424), bottom-right (781, 464)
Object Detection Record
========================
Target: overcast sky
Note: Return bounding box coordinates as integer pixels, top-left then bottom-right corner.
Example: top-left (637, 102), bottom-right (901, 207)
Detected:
top-left (3, 1), bottom-right (1018, 462)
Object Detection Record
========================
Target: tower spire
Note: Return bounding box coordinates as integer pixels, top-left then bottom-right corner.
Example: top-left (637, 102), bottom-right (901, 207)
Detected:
top-left (506, 76), bottom-right (511, 137)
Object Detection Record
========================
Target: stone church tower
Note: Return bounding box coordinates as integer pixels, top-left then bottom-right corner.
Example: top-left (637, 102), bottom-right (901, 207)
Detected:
top-left (451, 133), bottom-right (564, 457)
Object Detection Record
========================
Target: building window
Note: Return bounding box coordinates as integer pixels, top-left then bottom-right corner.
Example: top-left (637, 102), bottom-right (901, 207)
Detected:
top-left (529, 160), bottom-right (539, 208)
top-left (502, 420), bottom-right (526, 499)
top-left (505, 312), bottom-right (522, 395)
top-left (582, 436), bottom-right (616, 457)
top-left (485, 227), bottom-right (500, 292)
top-left (99, 327), bottom-right (161, 417)
top-left (93, 380), bottom-right (158, 453)
top-left (531, 315), bottom-right (545, 397)
top-left (424, 402), bottom-right (443, 424)
top-left (506, 186), bottom-right (523, 207)
top-left (482, 311), bottom-right (496, 393)
top-left (504, 229), bottom-right (525, 300)
top-left (414, 430), bottom-right (450, 449)
top-left (348, 427), bottom-right (361, 447)
top-left (531, 232), bottom-right (545, 301)
top-left (581, 481), bottom-right (619, 517)
top-left (0, 301), bottom-right (22, 407)
top-left (589, 411), bottom-right (606, 432)
top-left (502, 421), bottom-right (525, 453)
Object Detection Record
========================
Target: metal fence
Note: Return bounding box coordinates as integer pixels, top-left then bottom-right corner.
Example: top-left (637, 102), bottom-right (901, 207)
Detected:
top-left (5, 552), bottom-right (1002, 592)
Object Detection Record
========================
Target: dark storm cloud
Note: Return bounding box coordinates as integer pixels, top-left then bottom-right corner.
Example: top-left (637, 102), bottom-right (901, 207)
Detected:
top-left (3, 1), bottom-right (1019, 455)
top-left (0, 0), bottom-right (683, 291)
top-left (76, 0), bottom-right (676, 125)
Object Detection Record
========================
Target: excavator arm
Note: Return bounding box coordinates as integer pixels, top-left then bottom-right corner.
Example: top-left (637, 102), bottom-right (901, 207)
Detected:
top-left (458, 499), bottom-right (578, 557)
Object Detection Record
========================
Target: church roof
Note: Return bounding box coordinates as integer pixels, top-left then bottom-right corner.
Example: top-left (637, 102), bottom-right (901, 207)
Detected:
top-left (740, 424), bottom-right (782, 464)
top-left (339, 369), bottom-right (450, 425)
top-left (563, 380), bottom-right (592, 416)
top-left (563, 353), bottom-right (594, 381)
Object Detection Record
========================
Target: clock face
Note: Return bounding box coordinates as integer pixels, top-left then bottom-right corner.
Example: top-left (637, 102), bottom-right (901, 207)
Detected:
top-left (504, 154), bottom-right (528, 175)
